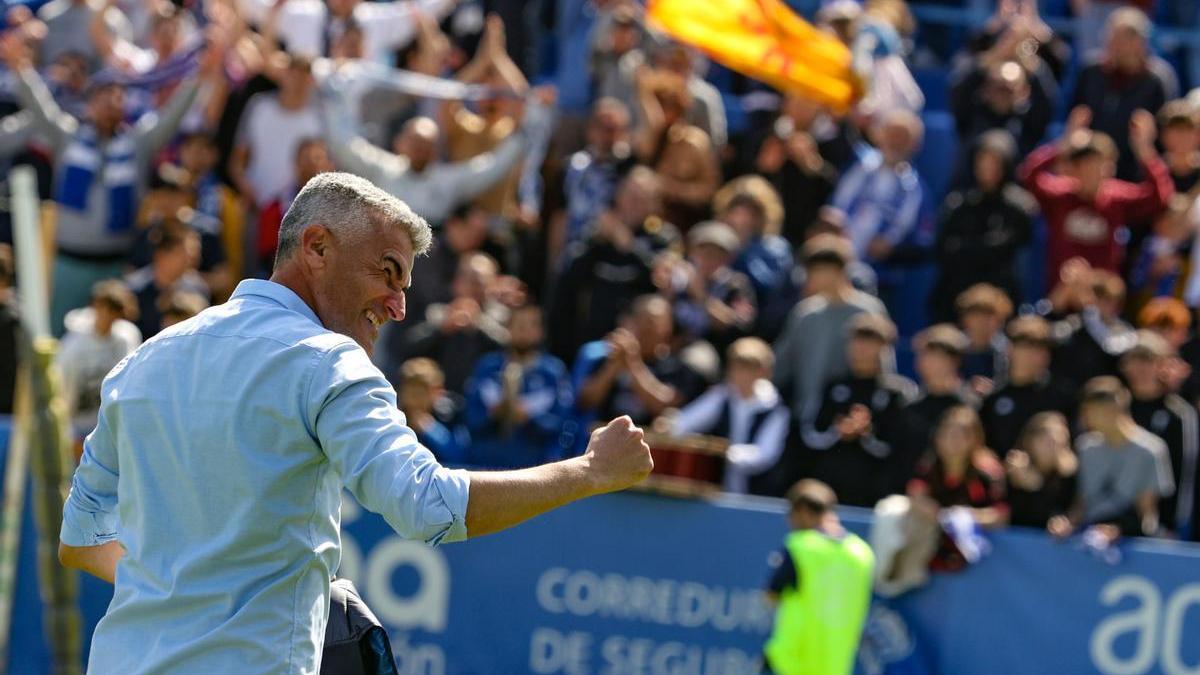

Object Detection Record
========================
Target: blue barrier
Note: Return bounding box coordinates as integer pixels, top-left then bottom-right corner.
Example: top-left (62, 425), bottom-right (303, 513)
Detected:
top-left (7, 463), bottom-right (1200, 674)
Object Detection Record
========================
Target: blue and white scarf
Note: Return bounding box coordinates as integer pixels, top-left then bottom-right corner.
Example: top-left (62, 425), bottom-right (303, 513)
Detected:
top-left (55, 126), bottom-right (138, 233)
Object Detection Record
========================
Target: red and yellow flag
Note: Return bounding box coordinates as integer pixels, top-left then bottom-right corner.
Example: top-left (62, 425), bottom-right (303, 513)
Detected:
top-left (647, 0), bottom-right (862, 114)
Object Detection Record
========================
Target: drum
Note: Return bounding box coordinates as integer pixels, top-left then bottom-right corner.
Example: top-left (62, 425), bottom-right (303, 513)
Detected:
top-left (638, 431), bottom-right (729, 497)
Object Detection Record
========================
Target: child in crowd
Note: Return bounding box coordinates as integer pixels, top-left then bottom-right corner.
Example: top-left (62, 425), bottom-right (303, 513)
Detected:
top-left (1005, 412), bottom-right (1077, 530)
top-left (398, 358), bottom-right (469, 465)
top-left (671, 337), bottom-right (789, 495)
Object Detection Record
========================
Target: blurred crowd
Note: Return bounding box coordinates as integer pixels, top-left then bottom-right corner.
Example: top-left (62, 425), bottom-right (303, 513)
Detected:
top-left (1, 0), bottom-right (1200, 546)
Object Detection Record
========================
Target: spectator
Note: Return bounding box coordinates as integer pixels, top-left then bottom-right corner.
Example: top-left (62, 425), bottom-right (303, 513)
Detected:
top-left (661, 222), bottom-right (756, 353)
top-left (1120, 331), bottom-right (1199, 539)
top-left (397, 357), bottom-right (469, 466)
top-left (0, 244), bottom-right (19, 414)
top-left (980, 315), bottom-right (1077, 455)
top-left (634, 68), bottom-right (720, 229)
top-left (234, 0), bottom-right (455, 63)
top-left (1019, 105), bottom-right (1172, 287)
top-left (441, 14), bottom-right (531, 219)
top-left (670, 337), bottom-right (789, 495)
top-left (1137, 297), bottom-right (1200, 403)
top-left (908, 406), bottom-right (1009, 570)
top-left (398, 252), bottom-right (508, 394)
top-left (256, 137), bottom-right (335, 275)
top-left (132, 188), bottom-right (229, 304)
top-left (57, 280), bottom-right (141, 439)
top-left (1049, 261), bottom-right (1137, 388)
top-left (830, 110), bottom-right (925, 265)
top-left (802, 313), bottom-right (916, 507)
top-left (1157, 100), bottom-right (1200, 193)
top-left (1006, 412), bottom-right (1078, 530)
top-left (774, 234), bottom-right (889, 432)
top-left (559, 97), bottom-right (636, 254)
top-left (125, 219), bottom-right (208, 339)
top-left (320, 73), bottom-right (556, 227)
top-left (0, 32), bottom-right (206, 336)
top-left (713, 175), bottom-right (795, 340)
top-left (38, 0), bottom-right (133, 70)
top-left (1050, 376), bottom-right (1175, 538)
top-left (949, 57), bottom-right (1054, 171)
top-left (646, 41), bottom-right (728, 149)
top-left (573, 294), bottom-right (706, 428)
top-left (547, 168), bottom-right (664, 363)
top-left (589, 2), bottom-right (648, 108)
top-left (229, 54), bottom-right (322, 210)
top-left (176, 132), bottom-right (245, 288)
top-left (955, 283), bottom-right (1013, 389)
top-left (465, 305), bottom-right (573, 469)
top-left (930, 131), bottom-right (1036, 323)
top-left (1071, 7), bottom-right (1178, 181)
top-left (91, 0), bottom-right (188, 75)
top-left (794, 207), bottom-right (880, 297)
top-left (908, 406), bottom-right (1009, 526)
top-left (904, 324), bottom-right (974, 456)
top-left (159, 289), bottom-right (208, 330)
top-left (753, 115), bottom-right (840, 249)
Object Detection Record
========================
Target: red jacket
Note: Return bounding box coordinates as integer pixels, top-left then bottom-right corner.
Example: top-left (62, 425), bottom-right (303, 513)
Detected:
top-left (1019, 142), bottom-right (1173, 286)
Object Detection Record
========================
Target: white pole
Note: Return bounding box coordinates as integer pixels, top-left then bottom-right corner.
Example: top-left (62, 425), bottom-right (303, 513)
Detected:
top-left (10, 165), bottom-right (48, 339)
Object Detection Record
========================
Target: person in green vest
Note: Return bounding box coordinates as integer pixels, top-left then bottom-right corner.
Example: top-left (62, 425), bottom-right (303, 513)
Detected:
top-left (763, 479), bottom-right (876, 675)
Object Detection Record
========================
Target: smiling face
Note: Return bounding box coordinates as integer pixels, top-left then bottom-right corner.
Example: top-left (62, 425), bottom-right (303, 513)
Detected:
top-left (306, 218), bottom-right (414, 356)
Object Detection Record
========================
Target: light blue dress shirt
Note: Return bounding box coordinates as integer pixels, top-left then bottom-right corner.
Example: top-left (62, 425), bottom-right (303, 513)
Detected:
top-left (60, 279), bottom-right (471, 674)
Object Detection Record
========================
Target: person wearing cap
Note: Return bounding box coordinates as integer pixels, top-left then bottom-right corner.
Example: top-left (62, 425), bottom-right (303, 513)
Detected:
top-left (1070, 7), bottom-right (1178, 182)
top-left (1048, 261), bottom-right (1137, 388)
top-left (774, 234), bottom-right (889, 452)
top-left (954, 283), bottom-right (1012, 388)
top-left (1120, 330), bottom-right (1199, 540)
top-left (1050, 376), bottom-right (1174, 539)
top-left (762, 479), bottom-right (874, 675)
top-left (0, 29), bottom-right (213, 337)
top-left (801, 313), bottom-right (916, 507)
top-left (980, 315), bottom-right (1078, 456)
top-left (930, 130), bottom-right (1036, 323)
top-left (1018, 102), bottom-right (1172, 289)
top-left (902, 324), bottom-right (976, 472)
top-left (664, 220), bottom-right (756, 353)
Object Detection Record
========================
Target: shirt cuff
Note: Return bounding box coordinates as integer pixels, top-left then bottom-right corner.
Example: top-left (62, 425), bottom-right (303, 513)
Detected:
top-left (59, 492), bottom-right (119, 547)
top-left (427, 466), bottom-right (471, 545)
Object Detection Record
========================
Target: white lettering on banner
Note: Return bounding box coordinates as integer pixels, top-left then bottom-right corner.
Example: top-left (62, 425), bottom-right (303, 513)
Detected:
top-left (1090, 575), bottom-right (1200, 675)
top-left (530, 627), bottom-right (593, 675)
top-left (391, 634), bottom-right (446, 675)
top-left (535, 567), bottom-right (772, 634)
top-left (1162, 585), bottom-right (1200, 675)
top-left (600, 634), bottom-right (760, 675)
top-left (364, 539), bottom-right (450, 632)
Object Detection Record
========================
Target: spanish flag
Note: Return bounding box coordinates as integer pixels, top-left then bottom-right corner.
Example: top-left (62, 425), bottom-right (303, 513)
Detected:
top-left (647, 0), bottom-right (862, 114)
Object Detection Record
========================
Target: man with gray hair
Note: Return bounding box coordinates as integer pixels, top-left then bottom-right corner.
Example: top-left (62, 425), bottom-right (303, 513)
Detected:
top-left (57, 172), bottom-right (654, 674)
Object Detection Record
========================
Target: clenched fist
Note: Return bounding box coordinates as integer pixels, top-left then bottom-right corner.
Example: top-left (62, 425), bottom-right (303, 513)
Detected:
top-left (584, 416), bottom-right (654, 494)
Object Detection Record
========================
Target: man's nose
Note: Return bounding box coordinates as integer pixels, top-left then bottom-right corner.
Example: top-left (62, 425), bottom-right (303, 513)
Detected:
top-left (384, 292), bottom-right (406, 322)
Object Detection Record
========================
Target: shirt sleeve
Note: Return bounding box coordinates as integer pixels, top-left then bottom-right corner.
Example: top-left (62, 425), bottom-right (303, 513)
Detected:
top-left (766, 547), bottom-right (797, 594)
top-left (60, 387), bottom-right (122, 546)
top-left (309, 342), bottom-right (471, 545)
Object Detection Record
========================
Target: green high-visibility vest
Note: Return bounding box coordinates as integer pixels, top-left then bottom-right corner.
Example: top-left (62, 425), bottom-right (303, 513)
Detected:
top-left (763, 529), bottom-right (875, 675)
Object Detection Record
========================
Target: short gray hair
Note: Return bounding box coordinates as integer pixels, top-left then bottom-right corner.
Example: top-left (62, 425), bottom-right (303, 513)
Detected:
top-left (275, 172), bottom-right (433, 264)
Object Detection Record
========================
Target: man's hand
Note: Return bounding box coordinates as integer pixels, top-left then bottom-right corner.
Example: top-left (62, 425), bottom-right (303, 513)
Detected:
top-left (835, 404), bottom-right (872, 440)
top-left (1047, 514), bottom-right (1074, 538)
top-left (1129, 108), bottom-right (1158, 161)
top-left (582, 416), bottom-right (654, 494)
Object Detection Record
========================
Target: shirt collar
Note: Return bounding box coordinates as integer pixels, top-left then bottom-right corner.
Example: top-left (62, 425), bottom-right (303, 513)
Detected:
top-left (230, 279), bottom-right (324, 328)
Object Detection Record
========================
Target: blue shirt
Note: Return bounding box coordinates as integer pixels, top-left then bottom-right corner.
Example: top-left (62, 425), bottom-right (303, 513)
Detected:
top-left (464, 351), bottom-right (574, 468)
top-left (60, 279), bottom-right (471, 674)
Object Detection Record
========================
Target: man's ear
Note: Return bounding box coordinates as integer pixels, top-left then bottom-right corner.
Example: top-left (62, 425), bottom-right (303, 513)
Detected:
top-left (300, 224), bottom-right (331, 269)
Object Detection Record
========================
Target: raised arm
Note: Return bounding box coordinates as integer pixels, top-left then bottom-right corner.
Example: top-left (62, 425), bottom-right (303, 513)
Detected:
top-left (317, 68), bottom-right (401, 185)
top-left (0, 32), bottom-right (75, 151)
top-left (445, 90), bottom-right (556, 205)
top-left (465, 416), bottom-right (652, 537)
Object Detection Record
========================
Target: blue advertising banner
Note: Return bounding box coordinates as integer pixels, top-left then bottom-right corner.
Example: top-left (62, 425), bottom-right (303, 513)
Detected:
top-left (4, 413), bottom-right (1200, 675)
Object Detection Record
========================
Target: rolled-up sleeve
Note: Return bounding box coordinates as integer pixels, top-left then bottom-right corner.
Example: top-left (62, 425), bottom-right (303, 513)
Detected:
top-left (60, 410), bottom-right (121, 547)
top-left (309, 342), bottom-right (470, 545)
